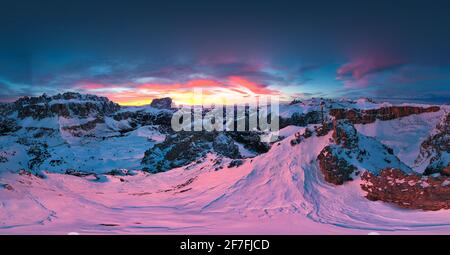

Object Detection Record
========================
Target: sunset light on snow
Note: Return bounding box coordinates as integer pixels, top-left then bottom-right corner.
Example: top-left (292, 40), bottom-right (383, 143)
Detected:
top-left (1, 0), bottom-right (450, 241)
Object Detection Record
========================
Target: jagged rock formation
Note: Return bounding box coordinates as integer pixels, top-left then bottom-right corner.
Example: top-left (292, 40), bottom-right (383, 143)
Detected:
top-left (330, 106), bottom-right (440, 124)
top-left (212, 133), bottom-right (241, 158)
top-left (317, 146), bottom-right (358, 185)
top-left (227, 131), bottom-right (270, 154)
top-left (62, 117), bottom-right (105, 137)
top-left (414, 112), bottom-right (450, 176)
top-left (280, 111), bottom-right (322, 128)
top-left (26, 143), bottom-right (51, 171)
top-left (141, 132), bottom-right (241, 173)
top-left (0, 118), bottom-right (21, 135)
top-left (361, 168), bottom-right (450, 211)
top-left (150, 97), bottom-right (173, 109)
top-left (290, 122), bottom-right (333, 146)
top-left (317, 119), bottom-right (411, 185)
top-left (0, 92), bottom-right (120, 119)
top-left (113, 110), bottom-right (173, 131)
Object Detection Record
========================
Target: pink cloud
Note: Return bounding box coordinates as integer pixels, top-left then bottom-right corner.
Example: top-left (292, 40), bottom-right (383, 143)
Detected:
top-left (337, 55), bottom-right (404, 88)
top-left (138, 76), bottom-right (279, 95)
top-left (76, 76), bottom-right (282, 105)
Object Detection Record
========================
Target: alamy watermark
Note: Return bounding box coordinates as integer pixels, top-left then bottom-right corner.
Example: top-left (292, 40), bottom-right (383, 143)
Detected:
top-left (171, 88), bottom-right (280, 141)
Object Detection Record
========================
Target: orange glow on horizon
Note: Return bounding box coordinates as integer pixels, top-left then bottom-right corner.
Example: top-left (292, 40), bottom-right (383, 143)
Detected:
top-left (82, 76), bottom-right (287, 106)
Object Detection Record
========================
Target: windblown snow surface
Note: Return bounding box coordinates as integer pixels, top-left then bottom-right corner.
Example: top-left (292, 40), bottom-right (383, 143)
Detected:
top-left (1, 105), bottom-right (450, 234)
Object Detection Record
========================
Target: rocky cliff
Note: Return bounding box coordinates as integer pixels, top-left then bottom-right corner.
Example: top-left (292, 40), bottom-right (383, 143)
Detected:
top-left (330, 105), bottom-right (440, 124)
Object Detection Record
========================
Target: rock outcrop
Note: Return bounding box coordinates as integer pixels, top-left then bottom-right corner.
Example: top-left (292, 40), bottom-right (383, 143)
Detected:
top-left (0, 118), bottom-right (21, 135)
top-left (361, 168), bottom-right (450, 211)
top-left (62, 117), bottom-right (105, 137)
top-left (2, 92), bottom-right (120, 119)
top-left (317, 146), bottom-right (358, 185)
top-left (317, 119), bottom-right (411, 185)
top-left (113, 110), bottom-right (173, 129)
top-left (280, 111), bottom-right (322, 128)
top-left (415, 112), bottom-right (450, 176)
top-left (141, 132), bottom-right (241, 173)
top-left (212, 133), bottom-right (240, 159)
top-left (330, 106), bottom-right (440, 124)
top-left (227, 131), bottom-right (270, 153)
top-left (150, 97), bottom-right (173, 109)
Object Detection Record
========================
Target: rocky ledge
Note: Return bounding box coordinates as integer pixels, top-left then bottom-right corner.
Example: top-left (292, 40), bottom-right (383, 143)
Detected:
top-left (330, 105), bottom-right (440, 124)
top-left (361, 168), bottom-right (450, 211)
top-left (150, 97), bottom-right (173, 109)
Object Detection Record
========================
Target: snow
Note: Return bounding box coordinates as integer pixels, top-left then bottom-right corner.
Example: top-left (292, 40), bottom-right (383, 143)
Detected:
top-left (234, 142), bottom-right (257, 158)
top-left (2, 122), bottom-right (450, 234)
top-left (355, 109), bottom-right (445, 172)
top-left (1, 98), bottom-right (450, 234)
top-left (118, 105), bottom-right (173, 114)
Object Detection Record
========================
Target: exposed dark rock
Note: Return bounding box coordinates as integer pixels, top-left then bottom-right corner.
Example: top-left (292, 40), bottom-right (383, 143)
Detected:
top-left (27, 127), bottom-right (56, 138)
top-left (4, 92), bottom-right (120, 119)
top-left (361, 168), bottom-right (450, 211)
top-left (316, 119), bottom-right (410, 185)
top-left (289, 98), bottom-right (302, 105)
top-left (150, 97), bottom-right (173, 109)
top-left (332, 119), bottom-right (359, 149)
top-left (65, 169), bottom-right (93, 177)
top-left (27, 143), bottom-right (50, 171)
top-left (105, 169), bottom-right (136, 176)
top-left (416, 113), bottom-right (450, 176)
top-left (227, 131), bottom-right (270, 154)
top-left (0, 155), bottom-right (7, 163)
top-left (62, 117), bottom-right (105, 137)
top-left (290, 122), bottom-right (333, 146)
top-left (280, 111), bottom-right (322, 128)
top-left (330, 106), bottom-right (440, 124)
top-left (290, 127), bottom-right (313, 146)
top-left (141, 132), bottom-right (215, 173)
top-left (113, 110), bottom-right (173, 130)
top-left (315, 122), bottom-right (333, 136)
top-left (212, 133), bottom-right (240, 159)
top-left (0, 183), bottom-right (14, 191)
top-left (49, 159), bottom-right (65, 166)
top-left (228, 159), bottom-right (244, 168)
top-left (0, 118), bottom-right (21, 135)
top-left (317, 146), bottom-right (358, 185)
top-left (141, 130), bottom-right (266, 173)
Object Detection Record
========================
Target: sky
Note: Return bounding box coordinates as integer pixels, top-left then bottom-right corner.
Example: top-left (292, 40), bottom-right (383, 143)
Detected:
top-left (1, 0), bottom-right (450, 105)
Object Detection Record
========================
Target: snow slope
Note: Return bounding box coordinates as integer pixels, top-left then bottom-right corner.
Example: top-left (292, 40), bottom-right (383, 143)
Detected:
top-left (1, 94), bottom-right (449, 234)
top-left (2, 124), bottom-right (450, 234)
top-left (355, 107), bottom-right (447, 172)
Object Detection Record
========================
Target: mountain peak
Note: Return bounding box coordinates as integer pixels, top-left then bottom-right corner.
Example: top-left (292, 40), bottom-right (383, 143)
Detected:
top-left (5, 92), bottom-right (120, 119)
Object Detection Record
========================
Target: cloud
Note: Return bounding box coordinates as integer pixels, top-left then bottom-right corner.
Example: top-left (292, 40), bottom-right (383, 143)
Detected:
top-left (83, 76), bottom-right (282, 105)
top-left (135, 76), bottom-right (280, 96)
top-left (3, 53), bottom-right (295, 105)
top-left (335, 62), bottom-right (450, 103)
top-left (337, 55), bottom-right (404, 88)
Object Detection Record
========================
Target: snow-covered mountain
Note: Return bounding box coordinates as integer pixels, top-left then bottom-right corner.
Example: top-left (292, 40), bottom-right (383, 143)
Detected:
top-left (0, 93), bottom-right (449, 234)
